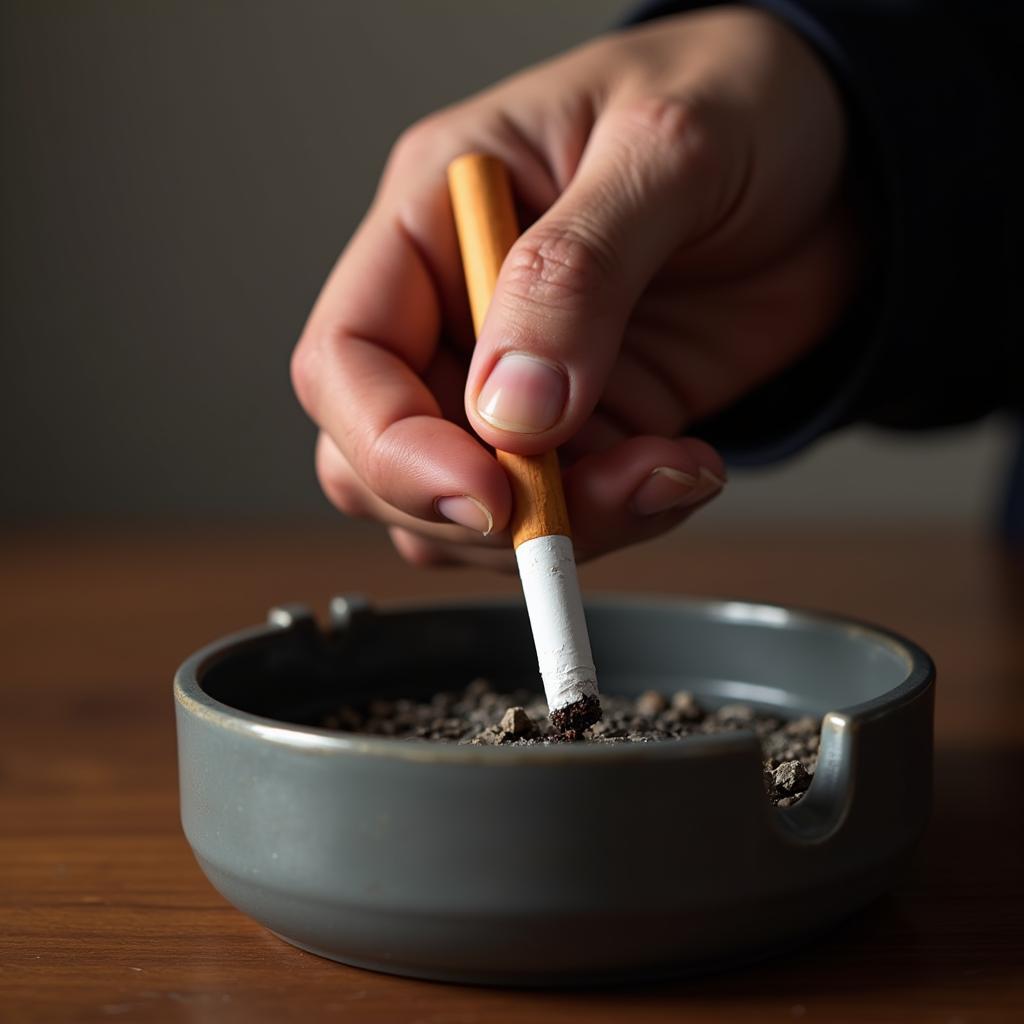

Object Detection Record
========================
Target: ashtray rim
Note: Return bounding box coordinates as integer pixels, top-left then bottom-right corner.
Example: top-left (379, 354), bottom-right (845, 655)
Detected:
top-left (173, 592), bottom-right (935, 764)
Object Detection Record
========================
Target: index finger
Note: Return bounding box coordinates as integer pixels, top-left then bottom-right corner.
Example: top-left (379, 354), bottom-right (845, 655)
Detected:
top-left (292, 183), bottom-right (513, 530)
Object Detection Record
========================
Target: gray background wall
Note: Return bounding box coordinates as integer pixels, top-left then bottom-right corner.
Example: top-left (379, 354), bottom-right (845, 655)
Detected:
top-left (1, 1), bottom-right (1013, 527)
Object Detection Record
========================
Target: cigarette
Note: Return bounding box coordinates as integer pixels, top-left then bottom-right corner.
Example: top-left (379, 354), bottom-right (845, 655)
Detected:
top-left (447, 152), bottom-right (602, 735)
top-left (515, 534), bottom-right (599, 732)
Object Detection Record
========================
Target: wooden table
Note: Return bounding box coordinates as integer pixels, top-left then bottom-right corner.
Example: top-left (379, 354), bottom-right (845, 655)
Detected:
top-left (3, 525), bottom-right (1022, 1022)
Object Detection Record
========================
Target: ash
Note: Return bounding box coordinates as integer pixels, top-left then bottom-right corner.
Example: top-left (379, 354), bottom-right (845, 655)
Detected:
top-left (321, 679), bottom-right (820, 807)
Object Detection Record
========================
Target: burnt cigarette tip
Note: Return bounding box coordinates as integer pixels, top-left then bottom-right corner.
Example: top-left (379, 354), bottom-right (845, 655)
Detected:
top-left (549, 693), bottom-right (602, 739)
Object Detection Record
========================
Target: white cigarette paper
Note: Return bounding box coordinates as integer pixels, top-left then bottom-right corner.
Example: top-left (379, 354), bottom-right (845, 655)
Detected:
top-left (514, 534), bottom-right (598, 713)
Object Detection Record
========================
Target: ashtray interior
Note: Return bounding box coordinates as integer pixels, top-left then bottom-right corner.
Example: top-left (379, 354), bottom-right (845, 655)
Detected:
top-left (199, 596), bottom-right (916, 725)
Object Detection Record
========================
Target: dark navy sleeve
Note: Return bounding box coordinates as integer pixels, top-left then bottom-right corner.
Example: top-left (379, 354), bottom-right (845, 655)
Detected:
top-left (623, 0), bottom-right (1019, 468)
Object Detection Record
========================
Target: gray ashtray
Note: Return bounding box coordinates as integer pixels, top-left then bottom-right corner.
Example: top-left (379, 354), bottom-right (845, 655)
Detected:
top-left (174, 595), bottom-right (934, 986)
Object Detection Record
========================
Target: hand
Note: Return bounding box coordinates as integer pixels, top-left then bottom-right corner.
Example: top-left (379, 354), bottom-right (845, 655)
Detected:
top-left (291, 7), bottom-right (856, 570)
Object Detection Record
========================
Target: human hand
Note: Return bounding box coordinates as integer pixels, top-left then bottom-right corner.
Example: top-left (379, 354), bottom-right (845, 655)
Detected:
top-left (291, 6), bottom-right (856, 569)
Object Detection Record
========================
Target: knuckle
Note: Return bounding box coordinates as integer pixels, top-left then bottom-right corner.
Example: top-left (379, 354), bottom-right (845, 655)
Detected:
top-left (290, 335), bottom-right (322, 416)
top-left (623, 94), bottom-right (707, 155)
top-left (387, 112), bottom-right (452, 172)
top-left (502, 223), bottom-right (617, 313)
top-left (618, 94), bottom-right (739, 230)
top-left (623, 94), bottom-right (726, 188)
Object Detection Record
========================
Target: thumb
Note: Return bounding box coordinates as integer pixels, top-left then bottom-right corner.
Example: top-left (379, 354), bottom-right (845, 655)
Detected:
top-left (465, 96), bottom-right (736, 455)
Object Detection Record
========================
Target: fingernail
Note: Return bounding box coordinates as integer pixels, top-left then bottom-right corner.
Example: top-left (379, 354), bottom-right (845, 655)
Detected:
top-left (435, 495), bottom-right (494, 535)
top-left (476, 352), bottom-right (567, 434)
top-left (693, 466), bottom-right (727, 501)
top-left (629, 466), bottom-right (725, 516)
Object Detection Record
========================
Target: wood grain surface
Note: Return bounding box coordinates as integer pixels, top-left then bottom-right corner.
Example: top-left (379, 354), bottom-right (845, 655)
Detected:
top-left (2, 525), bottom-right (1022, 1023)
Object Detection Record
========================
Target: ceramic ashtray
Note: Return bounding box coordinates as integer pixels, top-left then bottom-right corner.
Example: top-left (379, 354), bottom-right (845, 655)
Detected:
top-left (174, 595), bottom-right (934, 985)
